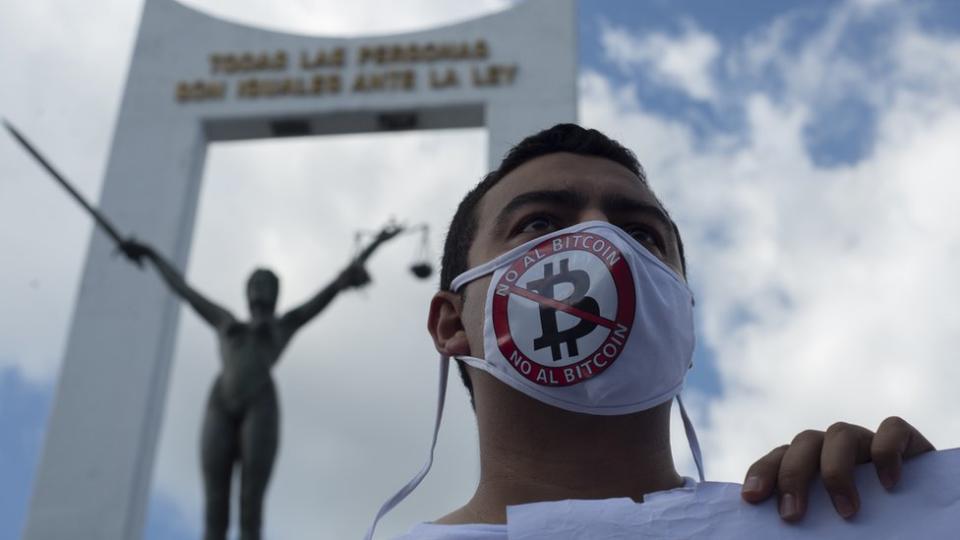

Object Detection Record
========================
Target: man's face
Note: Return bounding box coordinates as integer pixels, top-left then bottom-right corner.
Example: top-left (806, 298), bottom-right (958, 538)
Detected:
top-left (460, 152), bottom-right (684, 359)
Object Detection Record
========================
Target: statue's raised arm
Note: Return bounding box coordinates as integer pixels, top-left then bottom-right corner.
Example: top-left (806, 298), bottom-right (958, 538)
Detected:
top-left (279, 223), bottom-right (403, 334)
top-left (120, 239), bottom-right (236, 329)
top-left (353, 222), bottom-right (404, 266)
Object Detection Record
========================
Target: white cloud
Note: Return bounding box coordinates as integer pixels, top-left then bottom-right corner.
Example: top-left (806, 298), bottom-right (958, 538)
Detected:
top-left (584, 1), bottom-right (960, 484)
top-left (600, 18), bottom-right (720, 102)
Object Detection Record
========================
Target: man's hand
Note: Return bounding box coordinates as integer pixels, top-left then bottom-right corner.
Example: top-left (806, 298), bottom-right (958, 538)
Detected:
top-left (118, 238), bottom-right (152, 268)
top-left (741, 417), bottom-right (934, 521)
top-left (339, 262), bottom-right (372, 290)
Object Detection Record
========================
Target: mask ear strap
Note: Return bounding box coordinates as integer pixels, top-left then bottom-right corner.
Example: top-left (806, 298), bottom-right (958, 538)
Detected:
top-left (677, 394), bottom-right (705, 482)
top-left (365, 356), bottom-right (450, 540)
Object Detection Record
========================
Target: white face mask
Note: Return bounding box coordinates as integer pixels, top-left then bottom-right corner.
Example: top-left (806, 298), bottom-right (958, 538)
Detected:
top-left (365, 221), bottom-right (704, 540)
top-left (451, 220), bottom-right (695, 415)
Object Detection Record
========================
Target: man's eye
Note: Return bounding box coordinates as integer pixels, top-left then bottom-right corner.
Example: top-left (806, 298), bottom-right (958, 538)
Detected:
top-left (624, 225), bottom-right (665, 254)
top-left (518, 215), bottom-right (555, 235)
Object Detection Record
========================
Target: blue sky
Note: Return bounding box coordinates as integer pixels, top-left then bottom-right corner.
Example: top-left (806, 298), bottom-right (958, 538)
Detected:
top-left (2, 1), bottom-right (960, 539)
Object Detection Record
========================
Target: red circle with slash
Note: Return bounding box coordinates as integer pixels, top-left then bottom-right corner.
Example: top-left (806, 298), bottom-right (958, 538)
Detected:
top-left (491, 231), bottom-right (636, 386)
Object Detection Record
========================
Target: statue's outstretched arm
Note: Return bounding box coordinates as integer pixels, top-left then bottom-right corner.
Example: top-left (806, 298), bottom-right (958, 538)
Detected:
top-left (279, 263), bottom-right (368, 333)
top-left (120, 239), bottom-right (236, 329)
top-left (279, 224), bottom-right (402, 334)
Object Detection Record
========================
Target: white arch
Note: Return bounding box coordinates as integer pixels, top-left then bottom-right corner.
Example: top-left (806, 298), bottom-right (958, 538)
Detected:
top-left (24, 0), bottom-right (576, 538)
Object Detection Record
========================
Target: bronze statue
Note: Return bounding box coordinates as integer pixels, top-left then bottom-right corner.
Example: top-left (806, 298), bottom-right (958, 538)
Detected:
top-left (120, 225), bottom-right (401, 540)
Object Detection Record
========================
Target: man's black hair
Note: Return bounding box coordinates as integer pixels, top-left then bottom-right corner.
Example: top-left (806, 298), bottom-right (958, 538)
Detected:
top-left (439, 123), bottom-right (686, 403)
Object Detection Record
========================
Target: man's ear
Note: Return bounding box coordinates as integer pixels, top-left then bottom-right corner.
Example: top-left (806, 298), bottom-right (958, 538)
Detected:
top-left (428, 290), bottom-right (470, 356)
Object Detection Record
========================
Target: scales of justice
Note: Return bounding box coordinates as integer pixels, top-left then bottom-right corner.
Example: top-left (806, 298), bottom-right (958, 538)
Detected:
top-left (10, 0), bottom-right (576, 538)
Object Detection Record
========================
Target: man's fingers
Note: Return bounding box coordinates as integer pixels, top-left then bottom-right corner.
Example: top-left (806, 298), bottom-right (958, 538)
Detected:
top-left (741, 417), bottom-right (935, 524)
top-left (871, 416), bottom-right (936, 489)
top-left (742, 445), bottom-right (788, 503)
top-left (776, 430), bottom-right (825, 522)
top-left (820, 422), bottom-right (874, 519)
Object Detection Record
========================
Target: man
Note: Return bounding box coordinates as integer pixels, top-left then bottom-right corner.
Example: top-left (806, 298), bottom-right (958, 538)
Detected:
top-left (368, 124), bottom-right (934, 539)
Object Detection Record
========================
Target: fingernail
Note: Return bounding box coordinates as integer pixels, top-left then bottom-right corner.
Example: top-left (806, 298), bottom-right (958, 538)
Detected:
top-left (743, 476), bottom-right (762, 494)
top-left (879, 468), bottom-right (898, 489)
top-left (832, 494), bottom-right (855, 518)
top-left (779, 493), bottom-right (799, 520)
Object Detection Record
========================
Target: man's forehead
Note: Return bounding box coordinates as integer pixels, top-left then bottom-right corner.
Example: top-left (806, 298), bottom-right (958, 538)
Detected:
top-left (476, 153), bottom-right (660, 230)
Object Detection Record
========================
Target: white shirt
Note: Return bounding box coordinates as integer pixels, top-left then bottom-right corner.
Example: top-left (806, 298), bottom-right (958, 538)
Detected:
top-left (391, 478), bottom-right (697, 540)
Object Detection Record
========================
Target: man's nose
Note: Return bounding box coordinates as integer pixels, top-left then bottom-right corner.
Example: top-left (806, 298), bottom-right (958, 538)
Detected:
top-left (579, 208), bottom-right (610, 224)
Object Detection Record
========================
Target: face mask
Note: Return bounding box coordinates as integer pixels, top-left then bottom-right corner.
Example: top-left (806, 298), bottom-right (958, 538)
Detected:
top-left (366, 221), bottom-right (704, 540)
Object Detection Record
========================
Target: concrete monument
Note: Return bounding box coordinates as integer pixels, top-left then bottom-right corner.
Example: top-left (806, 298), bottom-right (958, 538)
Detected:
top-left (24, 0), bottom-right (576, 538)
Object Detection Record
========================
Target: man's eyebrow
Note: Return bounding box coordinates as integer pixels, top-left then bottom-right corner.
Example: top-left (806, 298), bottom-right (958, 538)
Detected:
top-left (495, 189), bottom-right (587, 231)
top-left (601, 194), bottom-right (673, 229)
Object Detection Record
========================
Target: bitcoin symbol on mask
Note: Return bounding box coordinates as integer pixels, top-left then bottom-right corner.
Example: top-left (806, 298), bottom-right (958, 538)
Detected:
top-left (527, 259), bottom-right (600, 361)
